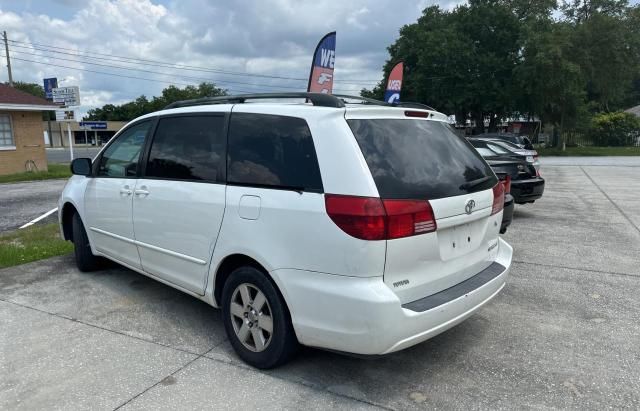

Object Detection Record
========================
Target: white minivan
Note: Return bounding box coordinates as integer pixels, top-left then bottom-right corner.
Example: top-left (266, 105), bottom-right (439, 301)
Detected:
top-left (59, 93), bottom-right (512, 368)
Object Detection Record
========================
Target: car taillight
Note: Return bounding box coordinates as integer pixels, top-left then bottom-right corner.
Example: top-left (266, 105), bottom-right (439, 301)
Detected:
top-left (325, 194), bottom-right (436, 240)
top-left (502, 175), bottom-right (511, 194)
top-left (382, 199), bottom-right (436, 239)
top-left (491, 183), bottom-right (505, 215)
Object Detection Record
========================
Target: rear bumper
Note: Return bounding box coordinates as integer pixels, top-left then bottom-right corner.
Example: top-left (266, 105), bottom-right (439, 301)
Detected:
top-left (511, 177), bottom-right (545, 203)
top-left (271, 238), bottom-right (513, 355)
top-left (501, 193), bottom-right (514, 233)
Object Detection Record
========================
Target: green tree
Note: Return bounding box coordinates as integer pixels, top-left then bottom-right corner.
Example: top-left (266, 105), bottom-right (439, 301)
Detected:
top-left (12, 81), bottom-right (46, 98)
top-left (515, 23), bottom-right (587, 148)
top-left (362, 0), bottom-right (523, 133)
top-left (84, 82), bottom-right (227, 121)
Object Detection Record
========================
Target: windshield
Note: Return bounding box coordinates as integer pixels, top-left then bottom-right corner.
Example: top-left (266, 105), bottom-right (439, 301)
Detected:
top-left (347, 119), bottom-right (497, 200)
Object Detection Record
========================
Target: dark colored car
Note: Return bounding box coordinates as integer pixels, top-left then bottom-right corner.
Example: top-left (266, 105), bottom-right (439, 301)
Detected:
top-left (474, 132), bottom-right (534, 150)
top-left (472, 144), bottom-right (545, 204)
top-left (492, 170), bottom-right (514, 234)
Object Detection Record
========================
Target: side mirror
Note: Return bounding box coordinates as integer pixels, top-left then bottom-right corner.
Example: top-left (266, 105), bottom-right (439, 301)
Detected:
top-left (71, 158), bottom-right (92, 176)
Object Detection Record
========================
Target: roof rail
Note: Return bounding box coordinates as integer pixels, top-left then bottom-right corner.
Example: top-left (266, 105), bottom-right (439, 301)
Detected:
top-left (164, 92), bottom-right (345, 109)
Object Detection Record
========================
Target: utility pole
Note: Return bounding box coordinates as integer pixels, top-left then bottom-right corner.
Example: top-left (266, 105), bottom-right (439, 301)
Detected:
top-left (2, 31), bottom-right (13, 86)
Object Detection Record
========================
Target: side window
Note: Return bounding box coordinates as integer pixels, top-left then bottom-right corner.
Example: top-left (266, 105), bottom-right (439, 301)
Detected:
top-left (97, 121), bottom-right (150, 177)
top-left (145, 115), bottom-right (225, 182)
top-left (227, 113), bottom-right (323, 192)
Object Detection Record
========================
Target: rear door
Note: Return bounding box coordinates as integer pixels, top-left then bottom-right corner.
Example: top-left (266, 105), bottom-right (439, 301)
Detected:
top-left (347, 116), bottom-right (502, 303)
top-left (132, 113), bottom-right (227, 294)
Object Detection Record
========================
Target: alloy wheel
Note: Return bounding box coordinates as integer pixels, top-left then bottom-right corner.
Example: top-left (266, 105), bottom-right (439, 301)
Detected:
top-left (229, 283), bottom-right (273, 352)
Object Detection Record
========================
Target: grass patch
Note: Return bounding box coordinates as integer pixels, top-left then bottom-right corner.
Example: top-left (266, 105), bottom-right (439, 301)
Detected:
top-left (0, 163), bottom-right (71, 184)
top-left (538, 146), bottom-right (640, 156)
top-left (0, 223), bottom-right (73, 269)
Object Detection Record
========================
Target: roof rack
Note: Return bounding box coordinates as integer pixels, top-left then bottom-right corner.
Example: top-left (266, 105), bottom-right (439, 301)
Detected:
top-left (164, 92), bottom-right (345, 109)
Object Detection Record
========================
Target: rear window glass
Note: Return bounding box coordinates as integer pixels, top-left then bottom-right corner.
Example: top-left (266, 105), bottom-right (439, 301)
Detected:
top-left (475, 147), bottom-right (495, 157)
top-left (146, 115), bottom-right (225, 182)
top-left (227, 113), bottom-right (323, 192)
top-left (348, 119), bottom-right (496, 199)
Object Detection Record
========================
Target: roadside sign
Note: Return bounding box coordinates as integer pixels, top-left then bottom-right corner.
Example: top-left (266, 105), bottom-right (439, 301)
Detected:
top-left (56, 110), bottom-right (75, 121)
top-left (43, 78), bottom-right (58, 100)
top-left (79, 121), bottom-right (107, 130)
top-left (52, 86), bottom-right (80, 106)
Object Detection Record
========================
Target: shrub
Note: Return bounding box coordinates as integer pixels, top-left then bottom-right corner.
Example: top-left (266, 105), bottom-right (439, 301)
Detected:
top-left (589, 112), bottom-right (640, 147)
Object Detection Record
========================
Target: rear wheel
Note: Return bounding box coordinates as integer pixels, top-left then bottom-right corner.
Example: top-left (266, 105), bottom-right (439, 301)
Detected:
top-left (221, 266), bottom-right (298, 368)
top-left (71, 213), bottom-right (100, 272)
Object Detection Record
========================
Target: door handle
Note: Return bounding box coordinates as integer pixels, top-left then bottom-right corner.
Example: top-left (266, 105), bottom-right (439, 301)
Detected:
top-left (134, 188), bottom-right (150, 196)
top-left (120, 186), bottom-right (133, 196)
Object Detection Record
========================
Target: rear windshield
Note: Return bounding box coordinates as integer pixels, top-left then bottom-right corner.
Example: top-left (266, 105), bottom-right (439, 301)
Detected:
top-left (348, 119), bottom-right (497, 200)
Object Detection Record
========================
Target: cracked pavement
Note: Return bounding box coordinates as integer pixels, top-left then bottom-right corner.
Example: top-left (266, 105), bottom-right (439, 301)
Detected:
top-left (1, 161), bottom-right (639, 410)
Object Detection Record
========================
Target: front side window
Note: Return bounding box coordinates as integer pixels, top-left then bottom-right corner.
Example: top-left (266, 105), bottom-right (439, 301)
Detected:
top-left (145, 115), bottom-right (225, 182)
top-left (97, 121), bottom-right (150, 177)
top-left (227, 113), bottom-right (323, 192)
top-left (0, 115), bottom-right (14, 147)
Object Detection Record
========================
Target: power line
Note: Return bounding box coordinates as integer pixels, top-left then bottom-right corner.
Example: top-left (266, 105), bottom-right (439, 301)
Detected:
top-left (3, 52), bottom-right (364, 94)
top-left (6, 38), bottom-right (383, 85)
top-left (2, 54), bottom-right (266, 94)
top-left (7, 48), bottom-right (309, 90)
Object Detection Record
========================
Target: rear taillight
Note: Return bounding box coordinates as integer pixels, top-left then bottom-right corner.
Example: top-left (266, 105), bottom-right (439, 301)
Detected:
top-left (491, 183), bottom-right (505, 215)
top-left (382, 199), bottom-right (436, 239)
top-left (502, 175), bottom-right (511, 194)
top-left (325, 195), bottom-right (436, 240)
top-left (324, 195), bottom-right (386, 240)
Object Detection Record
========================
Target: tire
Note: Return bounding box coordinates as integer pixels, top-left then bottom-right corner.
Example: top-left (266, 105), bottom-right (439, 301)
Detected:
top-left (71, 213), bottom-right (100, 272)
top-left (221, 266), bottom-right (298, 369)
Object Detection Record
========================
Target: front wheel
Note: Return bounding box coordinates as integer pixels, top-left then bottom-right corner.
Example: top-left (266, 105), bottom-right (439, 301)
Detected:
top-left (221, 266), bottom-right (298, 369)
top-left (71, 213), bottom-right (101, 272)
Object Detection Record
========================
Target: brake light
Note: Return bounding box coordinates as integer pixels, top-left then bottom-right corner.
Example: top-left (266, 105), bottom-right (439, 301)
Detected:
top-left (383, 199), bottom-right (436, 239)
top-left (325, 195), bottom-right (436, 240)
top-left (404, 110), bottom-right (429, 118)
top-left (502, 175), bottom-right (511, 194)
top-left (491, 183), bottom-right (505, 215)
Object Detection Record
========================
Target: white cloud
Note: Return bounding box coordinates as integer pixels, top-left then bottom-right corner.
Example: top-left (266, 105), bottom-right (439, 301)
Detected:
top-left (0, 0), bottom-right (460, 115)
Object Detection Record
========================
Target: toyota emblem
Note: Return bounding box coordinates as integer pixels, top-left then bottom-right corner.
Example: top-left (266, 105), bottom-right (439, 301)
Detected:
top-left (465, 199), bottom-right (476, 215)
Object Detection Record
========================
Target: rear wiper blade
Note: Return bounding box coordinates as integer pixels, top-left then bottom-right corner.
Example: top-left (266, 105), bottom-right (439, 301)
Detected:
top-left (459, 176), bottom-right (492, 190)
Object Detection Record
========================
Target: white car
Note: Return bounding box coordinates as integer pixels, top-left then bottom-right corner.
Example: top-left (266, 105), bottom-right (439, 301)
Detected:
top-left (59, 93), bottom-right (512, 368)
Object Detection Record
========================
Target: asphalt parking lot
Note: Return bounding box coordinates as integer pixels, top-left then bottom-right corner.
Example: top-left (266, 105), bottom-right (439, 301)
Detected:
top-left (1, 161), bottom-right (639, 410)
top-left (0, 180), bottom-right (66, 232)
top-left (46, 147), bottom-right (101, 164)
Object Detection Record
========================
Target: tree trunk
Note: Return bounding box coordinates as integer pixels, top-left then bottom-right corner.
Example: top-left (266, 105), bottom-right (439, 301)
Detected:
top-left (473, 111), bottom-right (484, 135)
top-left (488, 113), bottom-right (498, 133)
top-left (559, 111), bottom-right (566, 151)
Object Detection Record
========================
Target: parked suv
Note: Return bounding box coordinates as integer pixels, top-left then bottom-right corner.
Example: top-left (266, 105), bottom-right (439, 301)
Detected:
top-left (59, 93), bottom-right (513, 368)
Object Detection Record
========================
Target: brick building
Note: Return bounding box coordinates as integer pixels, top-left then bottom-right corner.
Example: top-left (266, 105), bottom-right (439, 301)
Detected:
top-left (0, 84), bottom-right (58, 175)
